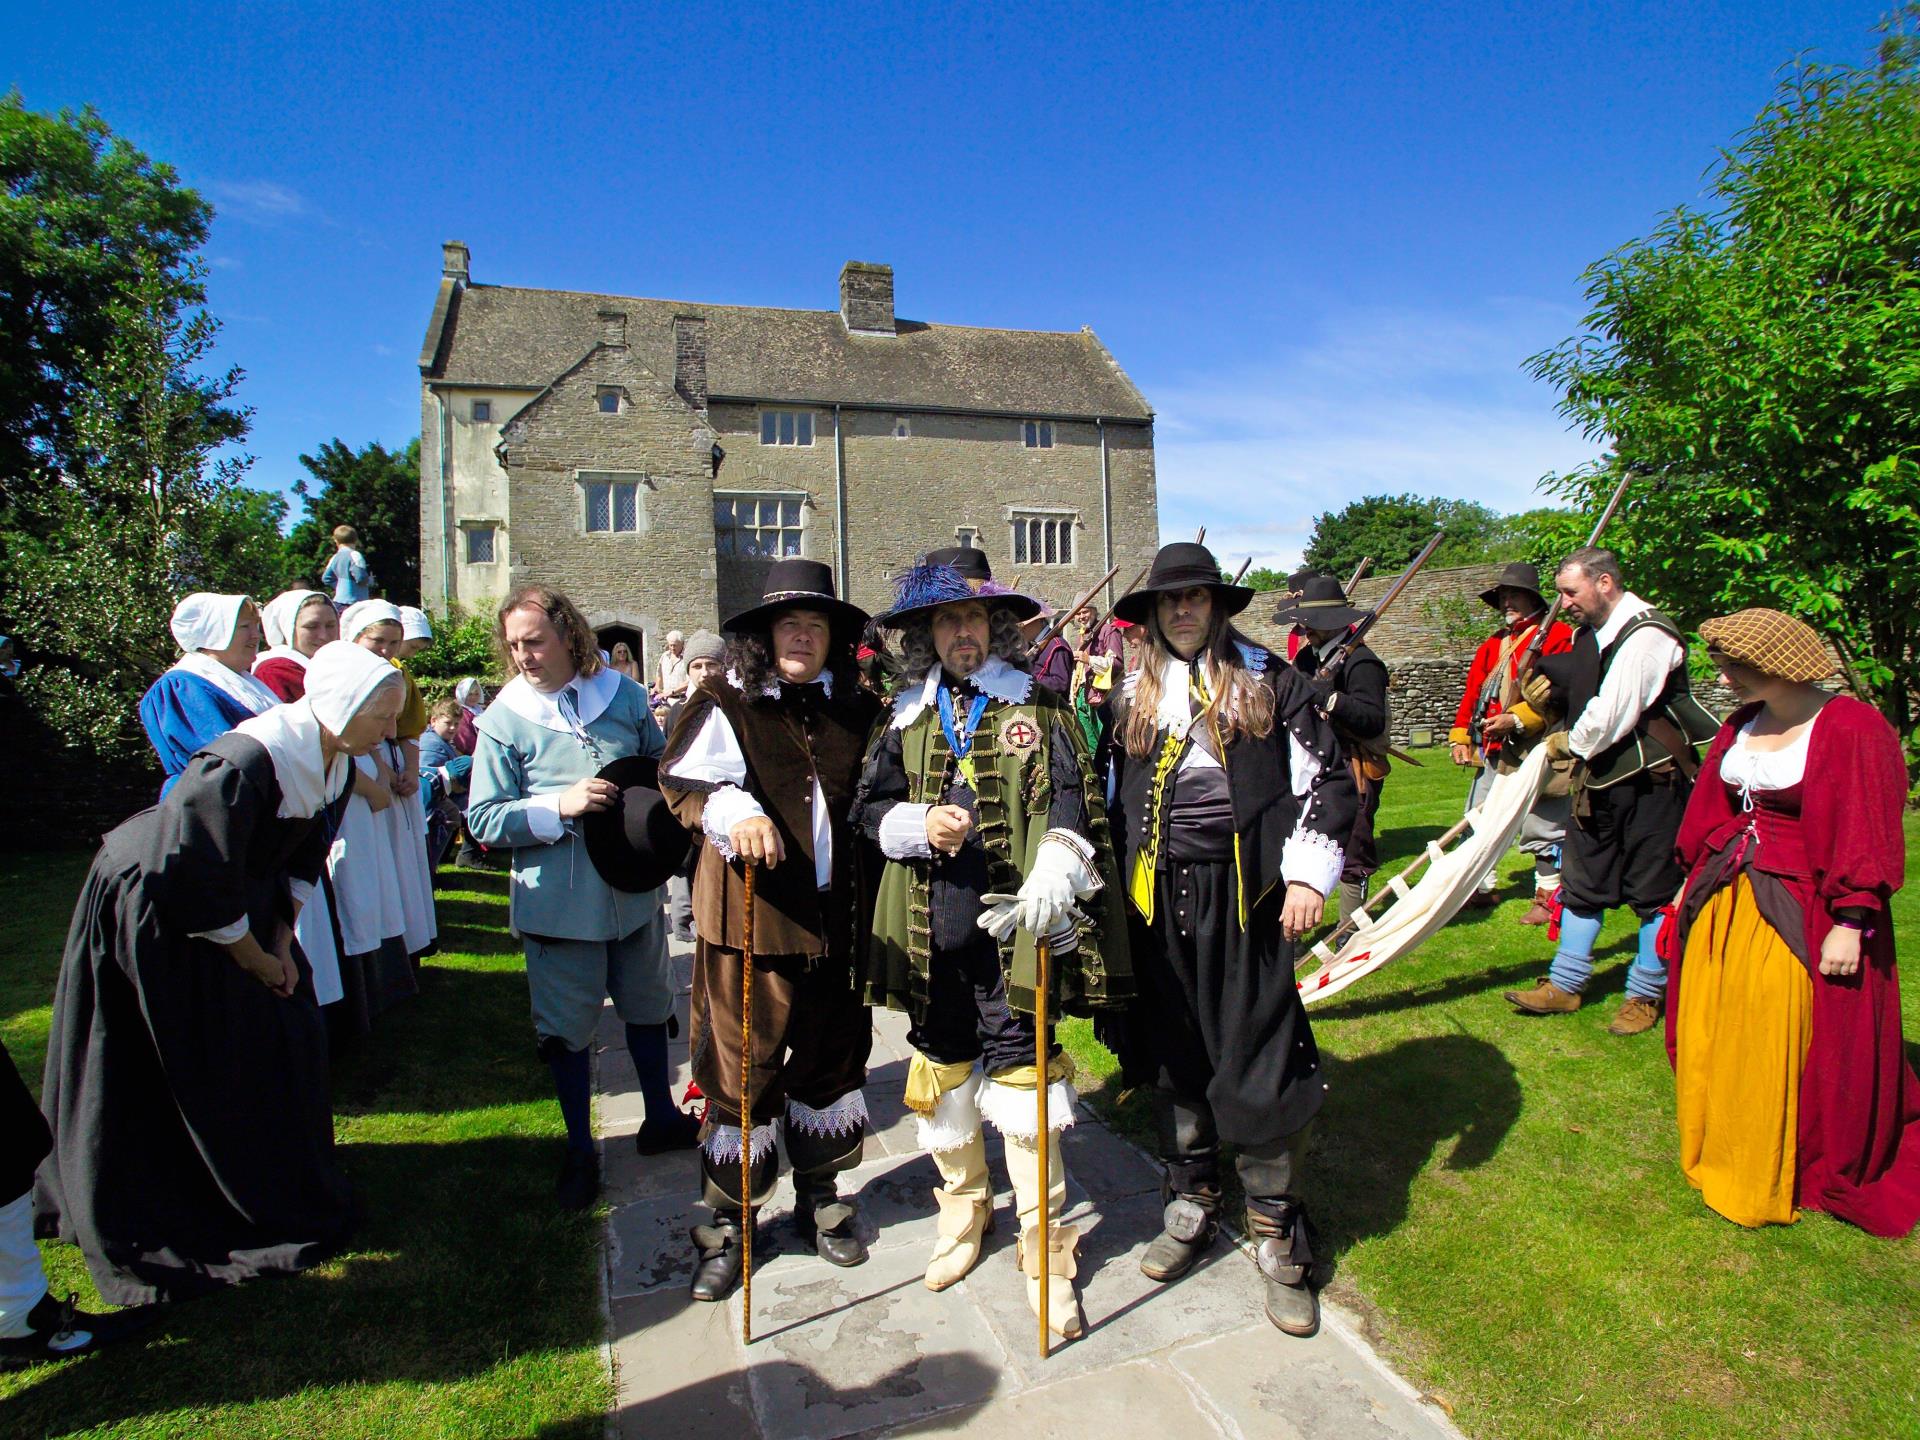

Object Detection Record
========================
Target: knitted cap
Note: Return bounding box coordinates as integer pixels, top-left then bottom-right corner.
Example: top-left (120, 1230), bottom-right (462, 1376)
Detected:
top-left (1698, 608), bottom-right (1836, 684)
top-left (682, 629), bottom-right (726, 663)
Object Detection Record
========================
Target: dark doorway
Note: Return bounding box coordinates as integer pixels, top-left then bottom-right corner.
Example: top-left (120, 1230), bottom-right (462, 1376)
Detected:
top-left (597, 624), bottom-right (645, 684)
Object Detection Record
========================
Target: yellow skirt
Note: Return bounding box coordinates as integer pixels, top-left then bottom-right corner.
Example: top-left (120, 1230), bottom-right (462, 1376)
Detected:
top-left (1675, 875), bottom-right (1813, 1226)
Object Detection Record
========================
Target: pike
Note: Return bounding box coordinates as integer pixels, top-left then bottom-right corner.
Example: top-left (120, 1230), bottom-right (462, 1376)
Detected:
top-left (1517, 467), bottom-right (1636, 673)
top-left (1313, 530), bottom-right (1447, 682)
top-left (1025, 562), bottom-right (1122, 658)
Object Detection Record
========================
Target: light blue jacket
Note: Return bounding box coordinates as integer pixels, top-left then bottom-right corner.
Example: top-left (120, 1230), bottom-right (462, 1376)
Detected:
top-left (467, 669), bottom-right (664, 942)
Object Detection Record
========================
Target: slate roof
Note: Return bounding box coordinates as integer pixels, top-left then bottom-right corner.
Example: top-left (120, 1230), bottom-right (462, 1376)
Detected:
top-left (420, 282), bottom-right (1153, 422)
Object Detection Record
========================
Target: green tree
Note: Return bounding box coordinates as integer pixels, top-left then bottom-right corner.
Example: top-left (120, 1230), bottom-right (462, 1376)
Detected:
top-left (0, 93), bottom-right (237, 495)
top-left (1300, 493), bottom-right (1506, 580)
top-left (1, 256), bottom-right (267, 762)
top-left (1527, 10), bottom-right (1920, 744)
top-left (284, 437), bottom-right (422, 604)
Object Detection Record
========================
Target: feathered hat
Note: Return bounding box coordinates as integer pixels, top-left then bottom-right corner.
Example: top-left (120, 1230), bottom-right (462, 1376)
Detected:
top-left (877, 563), bottom-right (1043, 627)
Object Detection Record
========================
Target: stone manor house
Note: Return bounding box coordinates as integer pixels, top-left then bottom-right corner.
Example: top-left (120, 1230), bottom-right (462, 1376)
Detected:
top-left (416, 243), bottom-right (1159, 669)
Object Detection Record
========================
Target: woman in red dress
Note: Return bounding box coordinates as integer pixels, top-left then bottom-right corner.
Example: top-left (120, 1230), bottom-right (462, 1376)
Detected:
top-left (1667, 608), bottom-right (1920, 1235)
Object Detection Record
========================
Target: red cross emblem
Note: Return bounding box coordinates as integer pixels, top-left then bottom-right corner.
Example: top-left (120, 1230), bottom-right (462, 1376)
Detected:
top-left (998, 715), bottom-right (1041, 756)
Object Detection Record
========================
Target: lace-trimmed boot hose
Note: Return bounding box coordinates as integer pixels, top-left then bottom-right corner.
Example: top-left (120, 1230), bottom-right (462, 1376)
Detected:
top-left (787, 1095), bottom-right (869, 1267)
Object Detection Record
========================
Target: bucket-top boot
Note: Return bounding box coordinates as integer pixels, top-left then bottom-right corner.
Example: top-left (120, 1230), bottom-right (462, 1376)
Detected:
top-left (1003, 1135), bottom-right (1083, 1340)
top-left (925, 1132), bottom-right (993, 1291)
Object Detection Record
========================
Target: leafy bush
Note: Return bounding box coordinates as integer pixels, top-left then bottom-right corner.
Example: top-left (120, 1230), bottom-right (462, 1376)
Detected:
top-left (406, 604), bottom-right (504, 683)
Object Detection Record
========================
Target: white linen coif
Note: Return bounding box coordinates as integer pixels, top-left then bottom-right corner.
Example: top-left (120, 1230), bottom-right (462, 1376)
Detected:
top-left (261, 589), bottom-right (329, 649)
top-left (341, 599), bottom-right (403, 643)
top-left (169, 592), bottom-right (249, 653)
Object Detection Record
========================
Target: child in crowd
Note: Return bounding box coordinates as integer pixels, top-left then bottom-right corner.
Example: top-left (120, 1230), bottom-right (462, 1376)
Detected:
top-left (322, 526), bottom-right (373, 609)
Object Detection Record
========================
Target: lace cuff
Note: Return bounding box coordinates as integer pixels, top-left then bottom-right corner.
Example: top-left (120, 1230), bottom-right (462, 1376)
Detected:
top-left (878, 803), bottom-right (935, 860)
top-left (1281, 828), bottom-right (1344, 898)
top-left (702, 784), bottom-right (767, 858)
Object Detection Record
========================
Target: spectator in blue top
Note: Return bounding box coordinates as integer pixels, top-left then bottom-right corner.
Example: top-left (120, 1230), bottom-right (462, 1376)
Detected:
top-left (321, 525), bottom-right (373, 609)
top-left (139, 594), bottom-right (283, 797)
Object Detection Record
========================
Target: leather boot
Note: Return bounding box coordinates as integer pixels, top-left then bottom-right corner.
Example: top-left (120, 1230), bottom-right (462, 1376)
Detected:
top-left (925, 1132), bottom-right (993, 1291)
top-left (1247, 1199), bottom-right (1319, 1338)
top-left (689, 1209), bottom-right (748, 1302)
top-left (1140, 1185), bottom-right (1220, 1282)
top-left (1004, 1135), bottom-right (1083, 1340)
top-left (792, 1170), bottom-right (867, 1268)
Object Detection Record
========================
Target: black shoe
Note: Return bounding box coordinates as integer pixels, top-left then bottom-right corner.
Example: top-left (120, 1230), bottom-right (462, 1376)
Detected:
top-left (0, 1293), bottom-right (160, 1367)
top-left (1140, 1194), bottom-right (1219, 1282)
top-left (689, 1212), bottom-right (745, 1301)
top-left (556, 1147), bottom-right (600, 1211)
top-left (792, 1172), bottom-right (868, 1267)
top-left (636, 1110), bottom-right (700, 1156)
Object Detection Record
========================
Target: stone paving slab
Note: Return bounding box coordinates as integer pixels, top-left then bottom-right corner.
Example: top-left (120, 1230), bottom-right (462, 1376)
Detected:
top-left (604, 936), bottom-right (1464, 1440)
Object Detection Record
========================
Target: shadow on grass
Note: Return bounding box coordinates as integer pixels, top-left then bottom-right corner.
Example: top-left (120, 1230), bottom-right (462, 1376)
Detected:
top-left (1310, 1030), bottom-right (1523, 1265)
top-left (6, 1135), bottom-right (603, 1437)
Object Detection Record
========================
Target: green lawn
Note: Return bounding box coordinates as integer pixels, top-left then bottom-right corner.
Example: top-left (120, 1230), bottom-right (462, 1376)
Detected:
top-left (1064, 758), bottom-right (1920, 1440)
top-left (0, 859), bottom-right (608, 1439)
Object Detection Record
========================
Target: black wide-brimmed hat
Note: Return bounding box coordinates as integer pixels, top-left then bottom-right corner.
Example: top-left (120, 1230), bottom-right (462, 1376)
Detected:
top-left (1111, 542), bottom-right (1253, 624)
top-left (923, 546), bottom-right (992, 583)
top-left (582, 755), bottom-right (693, 894)
top-left (1478, 562), bottom-right (1548, 612)
top-left (877, 562), bottom-right (1042, 627)
top-left (723, 558), bottom-right (869, 638)
top-left (1272, 573), bottom-right (1370, 631)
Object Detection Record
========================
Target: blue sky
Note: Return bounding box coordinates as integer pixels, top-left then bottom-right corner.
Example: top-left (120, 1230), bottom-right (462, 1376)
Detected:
top-left (8, 0), bottom-right (1892, 570)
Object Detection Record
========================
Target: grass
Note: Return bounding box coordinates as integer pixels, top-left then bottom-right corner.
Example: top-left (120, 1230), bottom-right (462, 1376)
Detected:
top-left (0, 859), bottom-right (608, 1440)
top-left (1062, 758), bottom-right (1920, 1440)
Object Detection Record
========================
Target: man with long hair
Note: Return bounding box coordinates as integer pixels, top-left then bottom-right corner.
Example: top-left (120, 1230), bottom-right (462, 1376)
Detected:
top-left (1107, 542), bottom-right (1356, 1338)
top-left (855, 563), bottom-right (1129, 1342)
top-left (467, 585), bottom-right (696, 1211)
top-left (658, 560), bottom-right (881, 1301)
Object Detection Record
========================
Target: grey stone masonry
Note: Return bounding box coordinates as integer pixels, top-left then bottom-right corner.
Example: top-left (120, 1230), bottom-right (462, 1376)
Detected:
top-left (839, 261), bottom-right (896, 334)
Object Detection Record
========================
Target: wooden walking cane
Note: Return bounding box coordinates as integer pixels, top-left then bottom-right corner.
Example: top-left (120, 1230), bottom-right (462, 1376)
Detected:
top-left (740, 859), bottom-right (756, 1345)
top-left (1034, 936), bottom-right (1052, 1360)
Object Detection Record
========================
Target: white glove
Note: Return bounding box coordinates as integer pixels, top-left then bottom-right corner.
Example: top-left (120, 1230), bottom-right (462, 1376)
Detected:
top-left (974, 832), bottom-right (1099, 941)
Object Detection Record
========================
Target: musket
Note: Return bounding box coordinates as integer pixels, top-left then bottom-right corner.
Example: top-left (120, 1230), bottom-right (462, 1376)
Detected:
top-left (1078, 561), bottom-right (1152, 637)
top-left (1343, 556), bottom-right (1373, 593)
top-left (1194, 526), bottom-right (1206, 544)
top-left (1025, 562), bottom-right (1122, 658)
top-left (1313, 530), bottom-right (1446, 681)
top-left (1517, 467), bottom-right (1636, 673)
top-left (1231, 557), bottom-right (1253, 585)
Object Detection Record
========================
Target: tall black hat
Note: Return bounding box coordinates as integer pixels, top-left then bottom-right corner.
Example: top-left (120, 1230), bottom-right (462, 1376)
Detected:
top-left (723, 558), bottom-right (869, 638)
top-left (581, 755), bottom-right (693, 894)
top-left (923, 546), bottom-right (992, 583)
top-left (1271, 574), bottom-right (1369, 631)
top-left (1478, 562), bottom-right (1548, 612)
top-left (1111, 542), bottom-right (1253, 624)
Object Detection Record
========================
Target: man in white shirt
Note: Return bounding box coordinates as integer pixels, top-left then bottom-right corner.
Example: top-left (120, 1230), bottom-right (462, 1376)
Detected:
top-left (1505, 548), bottom-right (1708, 1036)
top-left (657, 631), bottom-right (689, 701)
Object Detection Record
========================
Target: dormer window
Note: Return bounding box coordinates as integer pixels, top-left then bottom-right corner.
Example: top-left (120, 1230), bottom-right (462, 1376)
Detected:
top-left (596, 386), bottom-right (624, 415)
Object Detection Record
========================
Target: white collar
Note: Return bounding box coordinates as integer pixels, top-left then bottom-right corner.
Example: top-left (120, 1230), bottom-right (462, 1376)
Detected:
top-left (232, 699), bottom-right (348, 818)
top-left (493, 666), bottom-right (624, 734)
top-left (729, 666), bottom-right (834, 700)
top-left (890, 654), bottom-right (1033, 730)
top-left (1593, 592), bottom-right (1651, 650)
top-left (1147, 642), bottom-right (1268, 735)
top-left (173, 651), bottom-right (281, 716)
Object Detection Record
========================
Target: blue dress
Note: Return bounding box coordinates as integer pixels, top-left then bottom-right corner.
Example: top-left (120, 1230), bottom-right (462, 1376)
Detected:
top-left (140, 670), bottom-right (257, 797)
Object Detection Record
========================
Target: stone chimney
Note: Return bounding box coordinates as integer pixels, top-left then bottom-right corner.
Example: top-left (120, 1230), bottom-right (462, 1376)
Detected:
top-left (839, 261), bottom-right (895, 334)
top-left (674, 315), bottom-right (708, 408)
top-left (598, 310), bottom-right (626, 347)
top-left (442, 240), bottom-right (470, 282)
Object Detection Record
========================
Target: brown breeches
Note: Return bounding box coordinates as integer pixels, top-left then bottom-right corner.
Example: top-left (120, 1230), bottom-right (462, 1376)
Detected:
top-left (688, 939), bottom-right (872, 1130)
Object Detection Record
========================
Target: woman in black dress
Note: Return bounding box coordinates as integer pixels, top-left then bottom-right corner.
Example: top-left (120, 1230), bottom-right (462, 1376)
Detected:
top-left (35, 641), bottom-right (406, 1304)
top-left (1107, 543), bottom-right (1356, 1338)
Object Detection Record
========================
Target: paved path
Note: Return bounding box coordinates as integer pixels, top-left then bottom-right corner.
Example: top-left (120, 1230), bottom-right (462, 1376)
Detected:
top-left (596, 938), bottom-right (1464, 1440)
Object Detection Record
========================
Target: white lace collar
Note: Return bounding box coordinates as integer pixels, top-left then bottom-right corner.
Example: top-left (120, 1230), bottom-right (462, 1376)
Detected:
top-left (729, 666), bottom-right (834, 700)
top-left (890, 654), bottom-right (1034, 730)
top-left (1144, 642), bottom-right (1268, 735)
top-left (493, 666), bottom-right (624, 734)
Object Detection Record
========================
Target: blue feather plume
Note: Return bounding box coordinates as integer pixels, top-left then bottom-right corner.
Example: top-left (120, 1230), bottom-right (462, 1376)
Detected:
top-left (885, 562), bottom-right (974, 617)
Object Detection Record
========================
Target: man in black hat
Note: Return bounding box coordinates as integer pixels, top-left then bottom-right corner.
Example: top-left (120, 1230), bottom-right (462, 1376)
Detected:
top-left (1449, 563), bottom-right (1576, 921)
top-left (1107, 542), bottom-right (1357, 1338)
top-left (1275, 575), bottom-right (1390, 924)
top-left (658, 559), bottom-right (883, 1299)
